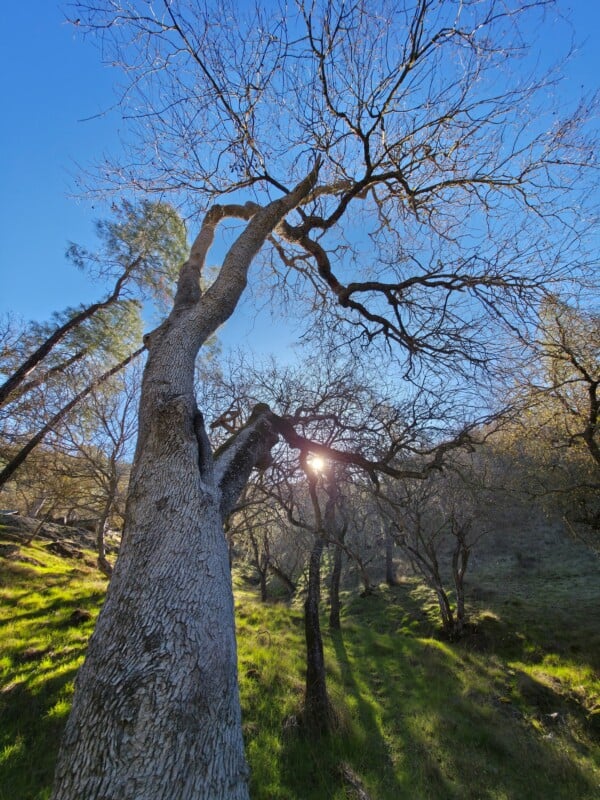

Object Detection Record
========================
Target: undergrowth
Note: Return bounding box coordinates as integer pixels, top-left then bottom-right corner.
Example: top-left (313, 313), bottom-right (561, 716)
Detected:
top-left (1, 524), bottom-right (598, 799)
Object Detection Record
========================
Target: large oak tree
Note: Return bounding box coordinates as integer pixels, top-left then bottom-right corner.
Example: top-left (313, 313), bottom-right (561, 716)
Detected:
top-left (52, 2), bottom-right (596, 798)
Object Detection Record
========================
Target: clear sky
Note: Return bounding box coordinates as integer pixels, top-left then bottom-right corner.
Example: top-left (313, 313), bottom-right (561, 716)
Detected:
top-left (1, 2), bottom-right (598, 339)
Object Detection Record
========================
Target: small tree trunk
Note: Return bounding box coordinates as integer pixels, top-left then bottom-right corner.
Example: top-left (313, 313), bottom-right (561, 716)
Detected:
top-left (268, 563), bottom-right (296, 598)
top-left (258, 563), bottom-right (268, 602)
top-left (96, 475), bottom-right (118, 577)
top-left (433, 584), bottom-right (455, 635)
top-left (385, 528), bottom-right (397, 586)
top-left (24, 508), bottom-right (55, 547)
top-left (29, 496), bottom-right (48, 518)
top-left (95, 517), bottom-right (113, 578)
top-left (359, 564), bottom-right (375, 597)
top-left (452, 542), bottom-right (470, 637)
top-left (304, 534), bottom-right (332, 735)
top-left (329, 542), bottom-right (343, 630)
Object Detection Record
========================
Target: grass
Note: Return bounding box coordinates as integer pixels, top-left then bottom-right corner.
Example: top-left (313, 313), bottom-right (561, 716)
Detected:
top-left (0, 533), bottom-right (106, 800)
top-left (1, 522), bottom-right (599, 799)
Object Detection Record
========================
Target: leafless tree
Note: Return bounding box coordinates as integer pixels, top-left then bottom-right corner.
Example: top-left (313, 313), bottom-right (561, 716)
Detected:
top-left (0, 347), bottom-right (144, 489)
top-left (51, 2), bottom-right (597, 798)
top-left (55, 363), bottom-right (141, 575)
top-left (379, 466), bottom-right (491, 637)
top-left (498, 297), bottom-right (600, 550)
top-left (227, 477), bottom-right (306, 601)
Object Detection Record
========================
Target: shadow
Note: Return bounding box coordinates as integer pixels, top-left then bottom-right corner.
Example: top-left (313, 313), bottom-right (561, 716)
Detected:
top-left (331, 590), bottom-right (466, 799)
top-left (330, 627), bottom-right (439, 799)
top-left (0, 667), bottom-right (79, 800)
top-left (278, 584), bottom-right (600, 800)
top-left (0, 594), bottom-right (103, 626)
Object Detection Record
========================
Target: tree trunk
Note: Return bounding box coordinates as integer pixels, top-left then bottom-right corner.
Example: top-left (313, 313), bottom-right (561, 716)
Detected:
top-left (258, 562), bottom-right (269, 602)
top-left (303, 534), bottom-right (332, 735)
top-left (385, 528), bottom-right (397, 586)
top-left (95, 482), bottom-right (117, 578)
top-left (52, 329), bottom-right (249, 799)
top-left (434, 585), bottom-right (455, 635)
top-left (452, 542), bottom-right (470, 637)
top-left (358, 562), bottom-right (375, 597)
top-left (328, 542), bottom-right (343, 630)
top-left (268, 562), bottom-right (296, 598)
top-left (52, 167), bottom-right (319, 800)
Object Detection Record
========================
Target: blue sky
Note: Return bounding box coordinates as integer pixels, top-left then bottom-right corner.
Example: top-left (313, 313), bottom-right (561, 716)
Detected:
top-left (1, 2), bottom-right (598, 337)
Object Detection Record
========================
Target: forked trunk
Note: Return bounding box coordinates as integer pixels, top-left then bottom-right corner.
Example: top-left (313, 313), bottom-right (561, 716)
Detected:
top-left (52, 327), bottom-right (249, 800)
top-left (51, 165), bottom-right (319, 800)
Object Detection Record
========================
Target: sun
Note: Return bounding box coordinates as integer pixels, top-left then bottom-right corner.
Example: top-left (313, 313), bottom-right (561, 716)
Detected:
top-left (308, 455), bottom-right (327, 473)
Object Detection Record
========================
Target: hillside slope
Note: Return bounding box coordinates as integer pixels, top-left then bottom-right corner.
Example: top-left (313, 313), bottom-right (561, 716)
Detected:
top-left (0, 514), bottom-right (598, 799)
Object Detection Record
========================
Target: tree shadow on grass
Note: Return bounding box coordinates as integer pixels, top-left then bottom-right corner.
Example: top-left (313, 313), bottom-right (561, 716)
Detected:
top-left (292, 585), bottom-right (600, 800)
top-left (0, 667), bottom-right (79, 800)
top-left (276, 583), bottom-right (455, 800)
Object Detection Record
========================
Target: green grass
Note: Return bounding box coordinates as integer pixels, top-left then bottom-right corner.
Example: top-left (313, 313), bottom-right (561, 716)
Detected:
top-left (1, 524), bottom-right (599, 799)
top-left (0, 533), bottom-right (106, 800)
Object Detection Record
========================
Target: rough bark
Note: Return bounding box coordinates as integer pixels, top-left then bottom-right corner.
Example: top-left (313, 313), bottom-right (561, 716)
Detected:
top-left (52, 332), bottom-right (252, 800)
top-left (52, 168), bottom-right (319, 800)
top-left (95, 477), bottom-right (117, 577)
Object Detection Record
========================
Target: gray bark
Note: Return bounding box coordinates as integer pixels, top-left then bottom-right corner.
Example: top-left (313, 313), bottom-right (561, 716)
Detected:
top-left (51, 168), bottom-right (319, 800)
top-left (95, 476), bottom-right (117, 577)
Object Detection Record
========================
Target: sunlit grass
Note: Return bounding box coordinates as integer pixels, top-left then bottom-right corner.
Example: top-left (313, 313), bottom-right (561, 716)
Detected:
top-left (1, 524), bottom-right (599, 799)
top-left (0, 530), bottom-right (103, 800)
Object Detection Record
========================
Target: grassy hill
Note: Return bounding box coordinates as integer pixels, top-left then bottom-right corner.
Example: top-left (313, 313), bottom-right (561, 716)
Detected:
top-left (0, 515), bottom-right (598, 799)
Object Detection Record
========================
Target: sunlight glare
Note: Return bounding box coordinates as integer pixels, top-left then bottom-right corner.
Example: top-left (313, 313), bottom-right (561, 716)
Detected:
top-left (308, 455), bottom-right (326, 473)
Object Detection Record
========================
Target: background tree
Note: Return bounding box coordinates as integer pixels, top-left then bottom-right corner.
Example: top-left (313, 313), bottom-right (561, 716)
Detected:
top-left (227, 478), bottom-right (305, 602)
top-left (0, 200), bottom-right (184, 408)
top-left (496, 297), bottom-right (600, 551)
top-left (0, 200), bottom-right (187, 492)
top-left (55, 362), bottom-right (141, 574)
top-left (379, 463), bottom-right (492, 638)
top-left (51, 2), bottom-right (597, 798)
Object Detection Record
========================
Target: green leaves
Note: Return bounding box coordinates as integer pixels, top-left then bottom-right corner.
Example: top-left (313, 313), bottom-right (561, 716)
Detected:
top-left (68, 199), bottom-right (189, 310)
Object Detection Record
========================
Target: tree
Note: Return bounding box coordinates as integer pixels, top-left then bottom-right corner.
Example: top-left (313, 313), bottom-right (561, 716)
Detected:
top-left (227, 478), bottom-right (303, 602)
top-left (499, 297), bottom-right (600, 550)
top-left (0, 201), bottom-right (187, 491)
top-left (52, 2), bottom-right (596, 798)
top-left (0, 344), bottom-right (143, 489)
top-left (55, 363), bottom-right (142, 574)
top-left (379, 465), bottom-right (490, 638)
top-left (302, 460), bottom-right (338, 734)
top-left (0, 200), bottom-right (184, 408)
